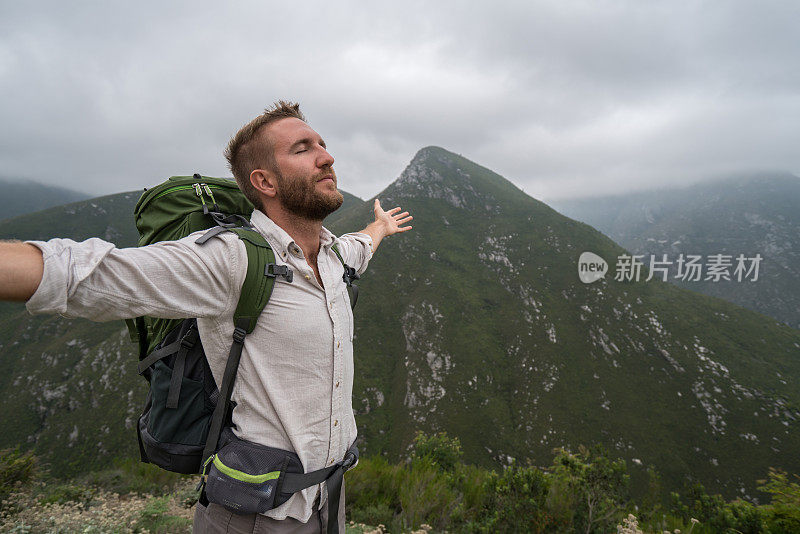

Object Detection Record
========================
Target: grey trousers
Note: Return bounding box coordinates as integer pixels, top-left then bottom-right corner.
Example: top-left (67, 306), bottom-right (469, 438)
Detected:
top-left (192, 482), bottom-right (346, 534)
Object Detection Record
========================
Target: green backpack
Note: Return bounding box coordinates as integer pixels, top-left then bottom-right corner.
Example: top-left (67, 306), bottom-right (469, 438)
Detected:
top-left (126, 174), bottom-right (359, 475)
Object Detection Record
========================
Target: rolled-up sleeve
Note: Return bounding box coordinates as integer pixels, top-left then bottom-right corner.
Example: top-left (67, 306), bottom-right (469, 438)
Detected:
top-left (334, 232), bottom-right (373, 276)
top-left (25, 233), bottom-right (243, 322)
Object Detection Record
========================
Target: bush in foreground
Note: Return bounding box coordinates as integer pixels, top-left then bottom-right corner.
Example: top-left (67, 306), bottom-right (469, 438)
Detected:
top-left (2, 435), bottom-right (799, 533)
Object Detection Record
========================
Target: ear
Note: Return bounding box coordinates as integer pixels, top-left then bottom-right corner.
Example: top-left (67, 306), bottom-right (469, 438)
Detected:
top-left (250, 169), bottom-right (278, 198)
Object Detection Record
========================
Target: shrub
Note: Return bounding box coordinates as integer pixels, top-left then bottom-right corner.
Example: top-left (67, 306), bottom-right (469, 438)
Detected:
top-left (410, 431), bottom-right (463, 473)
top-left (345, 450), bottom-right (492, 532)
top-left (136, 494), bottom-right (192, 533)
top-left (481, 463), bottom-right (566, 533)
top-left (346, 456), bottom-right (401, 527)
top-left (450, 462), bottom-right (491, 525)
top-left (81, 456), bottom-right (188, 496)
top-left (0, 448), bottom-right (38, 510)
top-left (724, 499), bottom-right (765, 534)
top-left (550, 445), bottom-right (630, 534)
top-left (396, 457), bottom-right (461, 531)
top-left (758, 467), bottom-right (800, 533)
top-left (37, 482), bottom-right (96, 506)
top-left (671, 483), bottom-right (764, 533)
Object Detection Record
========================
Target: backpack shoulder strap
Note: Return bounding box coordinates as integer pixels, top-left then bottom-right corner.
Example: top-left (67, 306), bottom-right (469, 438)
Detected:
top-left (330, 243), bottom-right (344, 266)
top-left (198, 224), bottom-right (290, 471)
top-left (228, 226), bottom-right (276, 333)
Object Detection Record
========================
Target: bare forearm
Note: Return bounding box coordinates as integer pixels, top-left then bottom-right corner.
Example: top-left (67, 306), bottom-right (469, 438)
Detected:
top-left (357, 221), bottom-right (387, 254)
top-left (0, 241), bottom-right (44, 301)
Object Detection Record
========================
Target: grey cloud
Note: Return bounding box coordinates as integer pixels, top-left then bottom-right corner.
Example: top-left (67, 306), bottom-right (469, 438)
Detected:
top-left (0, 1), bottom-right (798, 202)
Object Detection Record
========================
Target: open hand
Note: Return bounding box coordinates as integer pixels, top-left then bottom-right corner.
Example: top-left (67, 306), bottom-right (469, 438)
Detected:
top-left (373, 199), bottom-right (413, 236)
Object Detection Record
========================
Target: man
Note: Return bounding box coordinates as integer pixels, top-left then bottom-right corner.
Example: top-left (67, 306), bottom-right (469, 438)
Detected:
top-left (0, 101), bottom-right (412, 533)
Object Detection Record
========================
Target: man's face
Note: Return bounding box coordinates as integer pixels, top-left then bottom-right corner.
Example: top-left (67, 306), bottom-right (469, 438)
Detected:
top-left (264, 117), bottom-right (343, 221)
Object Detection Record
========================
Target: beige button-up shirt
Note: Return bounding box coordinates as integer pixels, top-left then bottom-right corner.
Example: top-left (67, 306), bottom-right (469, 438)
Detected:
top-left (25, 209), bottom-right (373, 523)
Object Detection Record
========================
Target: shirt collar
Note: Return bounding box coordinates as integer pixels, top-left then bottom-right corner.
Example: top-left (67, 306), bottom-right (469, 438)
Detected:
top-left (250, 210), bottom-right (337, 259)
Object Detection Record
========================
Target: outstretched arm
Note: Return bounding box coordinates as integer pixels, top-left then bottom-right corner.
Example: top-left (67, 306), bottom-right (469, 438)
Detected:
top-left (357, 199), bottom-right (413, 254)
top-left (0, 241), bottom-right (44, 301)
top-left (4, 233), bottom-right (242, 321)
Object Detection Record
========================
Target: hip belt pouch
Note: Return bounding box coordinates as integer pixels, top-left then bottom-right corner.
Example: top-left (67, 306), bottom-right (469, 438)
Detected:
top-left (204, 428), bottom-right (303, 514)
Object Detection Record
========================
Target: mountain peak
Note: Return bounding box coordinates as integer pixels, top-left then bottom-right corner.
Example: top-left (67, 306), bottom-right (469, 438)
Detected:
top-left (409, 145), bottom-right (454, 163)
top-left (382, 146), bottom-right (528, 212)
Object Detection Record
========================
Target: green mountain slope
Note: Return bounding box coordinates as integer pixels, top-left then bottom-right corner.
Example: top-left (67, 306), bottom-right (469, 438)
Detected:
top-left (0, 190), bottom-right (152, 476)
top-left (0, 178), bottom-right (90, 222)
top-left (336, 189), bottom-right (365, 215)
top-left (551, 174), bottom-right (800, 329)
top-left (0, 156), bottom-right (797, 504)
top-left (327, 147), bottom-right (800, 501)
top-left (0, 191), bottom-right (141, 246)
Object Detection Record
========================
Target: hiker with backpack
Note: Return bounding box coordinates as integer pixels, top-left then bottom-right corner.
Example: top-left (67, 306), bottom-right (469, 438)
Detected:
top-left (0, 101), bottom-right (413, 534)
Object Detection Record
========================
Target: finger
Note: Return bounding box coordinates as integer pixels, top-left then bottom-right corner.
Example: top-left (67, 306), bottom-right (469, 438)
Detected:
top-left (388, 207), bottom-right (402, 215)
top-left (392, 211), bottom-right (410, 219)
top-left (397, 216), bottom-right (413, 224)
top-left (398, 226), bottom-right (412, 231)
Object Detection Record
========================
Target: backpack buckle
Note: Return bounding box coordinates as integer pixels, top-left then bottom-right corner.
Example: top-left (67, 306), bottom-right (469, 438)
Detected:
top-left (342, 265), bottom-right (359, 286)
top-left (210, 211), bottom-right (252, 229)
top-left (181, 330), bottom-right (198, 350)
top-left (232, 327), bottom-right (247, 344)
top-left (342, 451), bottom-right (357, 470)
top-left (266, 264), bottom-right (293, 283)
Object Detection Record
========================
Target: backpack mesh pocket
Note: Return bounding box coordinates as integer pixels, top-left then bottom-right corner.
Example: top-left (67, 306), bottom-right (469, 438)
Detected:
top-left (205, 428), bottom-right (303, 515)
top-left (148, 360), bottom-right (210, 445)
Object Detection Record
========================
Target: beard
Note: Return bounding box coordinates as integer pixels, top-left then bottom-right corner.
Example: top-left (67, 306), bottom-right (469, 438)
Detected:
top-left (274, 168), bottom-right (344, 221)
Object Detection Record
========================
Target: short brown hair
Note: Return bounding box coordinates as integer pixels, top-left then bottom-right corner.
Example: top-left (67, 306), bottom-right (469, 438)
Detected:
top-left (224, 101), bottom-right (306, 209)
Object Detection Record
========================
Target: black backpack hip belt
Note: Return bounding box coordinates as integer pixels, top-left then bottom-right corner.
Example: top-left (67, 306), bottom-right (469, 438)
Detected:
top-left (199, 426), bottom-right (358, 523)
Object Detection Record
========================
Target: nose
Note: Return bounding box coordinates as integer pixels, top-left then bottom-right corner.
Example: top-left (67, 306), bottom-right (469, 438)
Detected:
top-left (317, 146), bottom-right (334, 168)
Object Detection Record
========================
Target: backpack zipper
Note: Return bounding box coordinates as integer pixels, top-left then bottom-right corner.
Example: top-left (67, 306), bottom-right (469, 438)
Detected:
top-left (194, 183), bottom-right (210, 212)
top-left (203, 184), bottom-right (218, 206)
top-left (148, 183), bottom-right (226, 202)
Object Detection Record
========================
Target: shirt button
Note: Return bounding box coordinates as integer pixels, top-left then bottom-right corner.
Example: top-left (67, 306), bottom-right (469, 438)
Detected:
top-left (335, 381), bottom-right (340, 387)
top-left (334, 420), bottom-right (338, 426)
top-left (329, 458), bottom-right (335, 465)
top-left (336, 341), bottom-right (340, 348)
top-left (289, 244), bottom-right (302, 257)
top-left (304, 274), bottom-right (310, 280)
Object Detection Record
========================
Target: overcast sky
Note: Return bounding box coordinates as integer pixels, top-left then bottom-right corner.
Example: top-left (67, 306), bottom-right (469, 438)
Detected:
top-left (1, 1), bottom-right (798, 202)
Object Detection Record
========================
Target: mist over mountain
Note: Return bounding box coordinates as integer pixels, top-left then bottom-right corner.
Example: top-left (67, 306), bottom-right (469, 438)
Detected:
top-left (551, 173), bottom-right (800, 329)
top-left (0, 178), bottom-right (90, 222)
top-left (0, 155), bottom-right (797, 504)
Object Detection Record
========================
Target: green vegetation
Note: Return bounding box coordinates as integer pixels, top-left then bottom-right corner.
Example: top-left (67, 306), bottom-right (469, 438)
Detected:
top-left (0, 450), bottom-right (194, 533)
top-left (345, 432), bottom-right (800, 533)
top-left (757, 468), bottom-right (800, 532)
top-left (136, 495), bottom-right (193, 533)
top-left (1, 434), bottom-right (799, 532)
top-left (0, 448), bottom-right (39, 511)
top-left (549, 445), bottom-right (629, 533)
